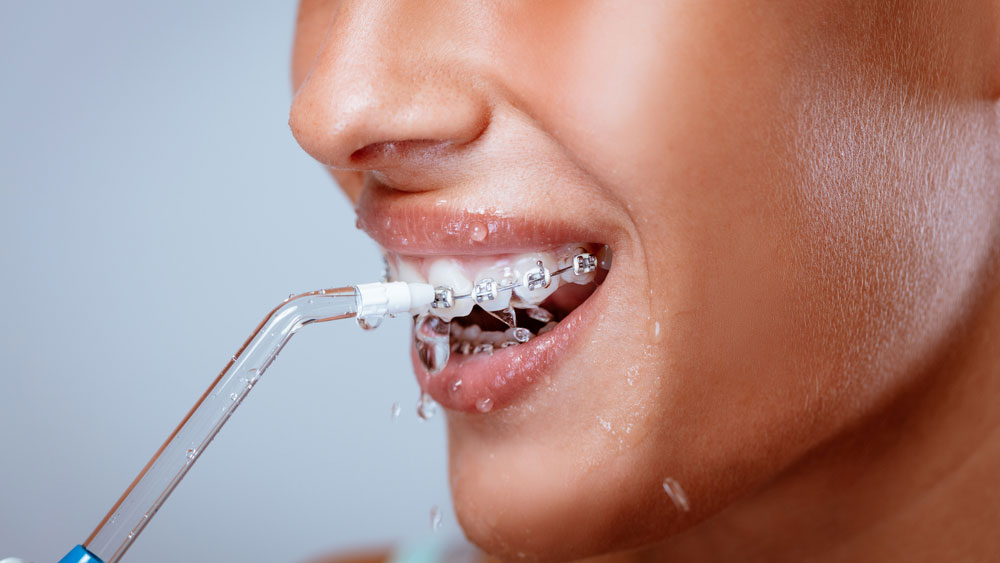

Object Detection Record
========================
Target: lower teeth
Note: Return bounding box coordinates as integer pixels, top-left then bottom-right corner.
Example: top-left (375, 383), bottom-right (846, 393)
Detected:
top-left (413, 315), bottom-right (540, 373)
top-left (525, 306), bottom-right (554, 323)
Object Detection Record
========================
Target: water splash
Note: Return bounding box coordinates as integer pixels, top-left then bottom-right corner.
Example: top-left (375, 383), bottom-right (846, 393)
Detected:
top-left (485, 306), bottom-right (517, 328)
top-left (430, 505), bottom-right (443, 532)
top-left (416, 392), bottom-right (437, 421)
top-left (390, 402), bottom-right (401, 421)
top-left (413, 314), bottom-right (451, 374)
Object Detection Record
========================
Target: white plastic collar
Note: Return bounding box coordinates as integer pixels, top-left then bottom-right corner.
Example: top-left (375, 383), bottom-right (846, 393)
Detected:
top-left (355, 281), bottom-right (435, 320)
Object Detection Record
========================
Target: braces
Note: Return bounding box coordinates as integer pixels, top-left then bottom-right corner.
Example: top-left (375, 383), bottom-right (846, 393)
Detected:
top-left (431, 251), bottom-right (597, 310)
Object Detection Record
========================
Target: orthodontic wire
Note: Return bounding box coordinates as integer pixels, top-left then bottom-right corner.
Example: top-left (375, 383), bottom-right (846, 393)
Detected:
top-left (433, 251), bottom-right (599, 308)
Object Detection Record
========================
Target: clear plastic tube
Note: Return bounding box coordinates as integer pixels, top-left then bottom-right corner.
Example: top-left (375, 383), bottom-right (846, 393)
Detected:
top-left (83, 287), bottom-right (359, 563)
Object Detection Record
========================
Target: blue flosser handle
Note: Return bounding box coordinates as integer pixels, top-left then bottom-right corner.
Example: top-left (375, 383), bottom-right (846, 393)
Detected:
top-left (58, 546), bottom-right (103, 563)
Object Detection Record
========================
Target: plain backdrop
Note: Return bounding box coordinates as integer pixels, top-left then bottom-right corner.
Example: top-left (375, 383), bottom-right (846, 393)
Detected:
top-left (0, 2), bottom-right (459, 561)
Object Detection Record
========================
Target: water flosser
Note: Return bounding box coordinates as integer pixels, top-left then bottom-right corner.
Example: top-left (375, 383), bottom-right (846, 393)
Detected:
top-left (39, 282), bottom-right (435, 563)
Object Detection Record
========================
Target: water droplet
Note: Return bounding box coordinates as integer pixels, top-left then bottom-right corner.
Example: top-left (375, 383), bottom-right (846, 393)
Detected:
top-left (391, 402), bottom-right (401, 421)
top-left (654, 321), bottom-right (661, 338)
top-left (288, 293), bottom-right (295, 299)
top-left (413, 314), bottom-right (451, 374)
top-left (473, 343), bottom-right (494, 355)
top-left (229, 392), bottom-right (238, 401)
top-left (430, 505), bottom-right (442, 531)
top-left (319, 289), bottom-right (326, 295)
top-left (470, 221), bottom-right (488, 242)
top-left (355, 217), bottom-right (362, 230)
top-left (476, 397), bottom-right (494, 413)
top-left (308, 298), bottom-right (314, 304)
top-left (231, 355), bottom-right (237, 363)
top-left (356, 315), bottom-right (383, 331)
top-left (186, 448), bottom-right (197, 461)
top-left (626, 365), bottom-right (639, 386)
top-left (525, 306), bottom-right (554, 323)
top-left (662, 477), bottom-right (690, 512)
top-left (416, 392), bottom-right (437, 421)
top-left (449, 379), bottom-right (462, 395)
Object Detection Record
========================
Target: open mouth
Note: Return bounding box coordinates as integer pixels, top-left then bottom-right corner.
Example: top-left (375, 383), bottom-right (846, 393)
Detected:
top-left (385, 243), bottom-right (613, 412)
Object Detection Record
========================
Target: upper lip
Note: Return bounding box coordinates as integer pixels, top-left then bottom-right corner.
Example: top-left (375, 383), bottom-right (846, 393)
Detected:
top-left (355, 177), bottom-right (623, 413)
top-left (356, 178), bottom-right (624, 256)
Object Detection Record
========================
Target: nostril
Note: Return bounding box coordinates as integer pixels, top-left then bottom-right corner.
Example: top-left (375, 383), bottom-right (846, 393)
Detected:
top-left (349, 139), bottom-right (456, 166)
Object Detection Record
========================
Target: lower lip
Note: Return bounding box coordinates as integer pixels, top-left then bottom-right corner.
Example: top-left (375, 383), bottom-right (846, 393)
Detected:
top-left (411, 280), bottom-right (607, 413)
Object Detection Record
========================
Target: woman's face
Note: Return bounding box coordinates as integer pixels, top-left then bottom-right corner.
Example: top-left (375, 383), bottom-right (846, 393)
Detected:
top-left (290, 1), bottom-right (999, 560)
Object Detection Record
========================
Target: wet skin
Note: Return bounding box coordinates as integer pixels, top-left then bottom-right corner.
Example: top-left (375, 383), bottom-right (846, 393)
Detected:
top-left (289, 1), bottom-right (1000, 561)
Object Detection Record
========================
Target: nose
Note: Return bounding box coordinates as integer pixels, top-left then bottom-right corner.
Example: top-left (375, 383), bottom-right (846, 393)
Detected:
top-left (289, 1), bottom-right (491, 173)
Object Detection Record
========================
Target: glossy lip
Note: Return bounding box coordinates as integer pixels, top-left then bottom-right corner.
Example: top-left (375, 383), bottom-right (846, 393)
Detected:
top-left (356, 181), bottom-right (621, 256)
top-left (357, 180), bottom-right (622, 412)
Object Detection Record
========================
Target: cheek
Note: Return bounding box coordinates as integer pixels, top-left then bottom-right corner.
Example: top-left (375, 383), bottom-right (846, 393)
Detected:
top-left (500, 0), bottom-right (995, 541)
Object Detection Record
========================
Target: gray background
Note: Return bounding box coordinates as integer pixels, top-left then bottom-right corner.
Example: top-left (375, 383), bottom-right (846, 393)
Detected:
top-left (0, 2), bottom-right (458, 561)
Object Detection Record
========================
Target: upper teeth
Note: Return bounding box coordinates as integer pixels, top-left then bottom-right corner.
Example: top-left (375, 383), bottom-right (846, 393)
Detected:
top-left (385, 244), bottom-right (609, 320)
top-left (427, 258), bottom-right (475, 321)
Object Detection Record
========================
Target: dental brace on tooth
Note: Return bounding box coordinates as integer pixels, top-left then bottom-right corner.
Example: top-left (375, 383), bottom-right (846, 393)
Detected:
top-left (431, 252), bottom-right (597, 310)
top-left (408, 246), bottom-right (611, 374)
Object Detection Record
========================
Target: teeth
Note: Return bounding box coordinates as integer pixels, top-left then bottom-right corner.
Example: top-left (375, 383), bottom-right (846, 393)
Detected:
top-left (512, 253), bottom-right (560, 305)
top-left (472, 265), bottom-right (516, 311)
top-left (482, 330), bottom-right (507, 345)
top-left (463, 324), bottom-right (482, 341)
top-left (524, 306), bottom-right (554, 323)
top-left (558, 245), bottom-right (595, 284)
top-left (538, 321), bottom-right (558, 335)
top-left (392, 244), bottom-right (608, 322)
top-left (596, 245), bottom-right (613, 271)
top-left (396, 257), bottom-right (427, 284)
top-left (428, 259), bottom-right (474, 321)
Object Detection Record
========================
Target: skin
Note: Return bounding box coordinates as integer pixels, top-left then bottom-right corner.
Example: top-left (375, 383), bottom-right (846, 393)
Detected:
top-left (289, 1), bottom-right (1000, 561)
